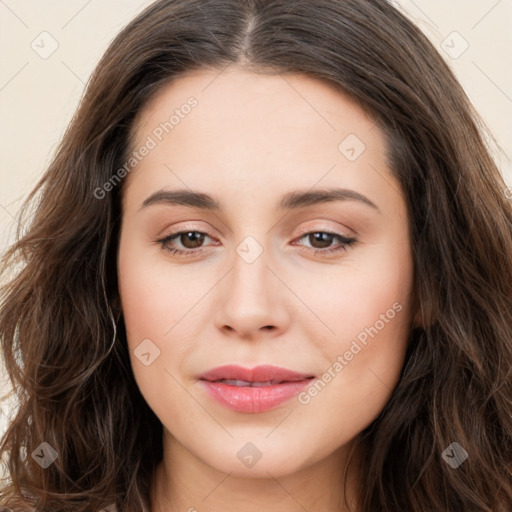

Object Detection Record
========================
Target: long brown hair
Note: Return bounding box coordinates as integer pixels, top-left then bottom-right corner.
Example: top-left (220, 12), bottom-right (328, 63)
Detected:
top-left (1, 0), bottom-right (511, 510)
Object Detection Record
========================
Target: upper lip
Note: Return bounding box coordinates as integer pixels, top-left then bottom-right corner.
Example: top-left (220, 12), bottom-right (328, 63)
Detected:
top-left (198, 364), bottom-right (315, 383)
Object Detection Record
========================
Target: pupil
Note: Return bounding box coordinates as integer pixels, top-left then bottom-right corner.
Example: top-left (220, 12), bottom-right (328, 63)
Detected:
top-left (311, 232), bottom-right (332, 248)
top-left (182, 232), bottom-right (204, 248)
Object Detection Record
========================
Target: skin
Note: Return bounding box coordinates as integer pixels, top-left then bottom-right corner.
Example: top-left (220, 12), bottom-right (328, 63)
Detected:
top-left (117, 66), bottom-right (417, 512)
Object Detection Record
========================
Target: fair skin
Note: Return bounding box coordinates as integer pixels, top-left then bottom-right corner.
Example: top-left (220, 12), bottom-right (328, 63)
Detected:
top-left (117, 66), bottom-right (417, 512)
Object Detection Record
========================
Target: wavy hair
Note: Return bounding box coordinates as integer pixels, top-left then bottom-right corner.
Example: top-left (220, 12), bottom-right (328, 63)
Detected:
top-left (1, 0), bottom-right (511, 510)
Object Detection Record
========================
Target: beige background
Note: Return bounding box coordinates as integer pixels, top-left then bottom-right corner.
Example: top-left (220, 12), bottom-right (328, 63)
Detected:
top-left (1, 0), bottom-right (511, 437)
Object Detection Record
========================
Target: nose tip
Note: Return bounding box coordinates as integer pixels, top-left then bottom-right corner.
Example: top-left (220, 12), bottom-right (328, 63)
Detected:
top-left (215, 256), bottom-right (287, 339)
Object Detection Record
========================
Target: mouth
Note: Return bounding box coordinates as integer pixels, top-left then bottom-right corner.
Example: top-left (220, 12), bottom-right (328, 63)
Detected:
top-left (207, 378), bottom-right (310, 387)
top-left (198, 365), bottom-right (316, 413)
top-left (198, 363), bottom-right (315, 383)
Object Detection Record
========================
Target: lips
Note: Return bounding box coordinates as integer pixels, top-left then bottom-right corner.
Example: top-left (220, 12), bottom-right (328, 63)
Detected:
top-left (214, 379), bottom-right (282, 387)
top-left (198, 364), bottom-right (316, 413)
top-left (199, 364), bottom-right (314, 383)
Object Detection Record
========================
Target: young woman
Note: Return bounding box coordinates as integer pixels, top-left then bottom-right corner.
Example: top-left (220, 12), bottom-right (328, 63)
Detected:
top-left (1, 0), bottom-right (511, 511)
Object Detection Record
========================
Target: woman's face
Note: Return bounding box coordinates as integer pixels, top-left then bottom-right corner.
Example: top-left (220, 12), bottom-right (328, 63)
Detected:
top-left (117, 66), bottom-right (415, 478)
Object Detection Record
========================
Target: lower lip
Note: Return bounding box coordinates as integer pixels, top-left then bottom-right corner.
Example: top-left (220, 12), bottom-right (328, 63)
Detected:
top-left (200, 379), bottom-right (313, 413)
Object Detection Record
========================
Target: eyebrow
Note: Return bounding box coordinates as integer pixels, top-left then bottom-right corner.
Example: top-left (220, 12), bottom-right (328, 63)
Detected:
top-left (140, 187), bottom-right (380, 213)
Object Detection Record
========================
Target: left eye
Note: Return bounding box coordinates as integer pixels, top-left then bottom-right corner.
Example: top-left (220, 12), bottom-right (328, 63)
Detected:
top-left (157, 231), bottom-right (213, 254)
top-left (157, 230), bottom-right (357, 256)
top-left (294, 231), bottom-right (357, 254)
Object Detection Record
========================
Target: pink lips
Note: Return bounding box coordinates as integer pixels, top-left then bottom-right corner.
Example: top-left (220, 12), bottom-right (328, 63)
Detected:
top-left (198, 364), bottom-right (315, 413)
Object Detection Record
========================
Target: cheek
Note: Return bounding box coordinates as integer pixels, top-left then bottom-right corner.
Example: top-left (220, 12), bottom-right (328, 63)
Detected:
top-left (292, 234), bottom-right (413, 351)
top-left (292, 297), bottom-right (411, 451)
top-left (117, 234), bottom-right (191, 343)
top-left (117, 232), bottom-right (206, 398)
top-left (305, 315), bottom-right (410, 444)
top-left (307, 304), bottom-right (411, 433)
top-left (117, 233), bottom-right (172, 381)
top-left (294, 238), bottom-right (413, 422)
top-left (117, 244), bottom-right (190, 420)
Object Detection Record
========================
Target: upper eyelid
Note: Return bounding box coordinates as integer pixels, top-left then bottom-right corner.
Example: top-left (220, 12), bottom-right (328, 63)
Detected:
top-left (160, 218), bottom-right (355, 236)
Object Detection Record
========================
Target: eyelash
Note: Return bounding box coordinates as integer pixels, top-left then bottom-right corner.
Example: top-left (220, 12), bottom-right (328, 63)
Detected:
top-left (156, 228), bottom-right (357, 258)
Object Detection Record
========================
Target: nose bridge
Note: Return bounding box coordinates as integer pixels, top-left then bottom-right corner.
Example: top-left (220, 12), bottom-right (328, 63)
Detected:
top-left (226, 203), bottom-right (273, 285)
top-left (230, 233), bottom-right (271, 302)
top-left (215, 231), bottom-right (286, 335)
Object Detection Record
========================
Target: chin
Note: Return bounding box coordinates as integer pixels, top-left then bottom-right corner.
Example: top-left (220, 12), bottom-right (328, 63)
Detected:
top-left (201, 440), bottom-right (316, 478)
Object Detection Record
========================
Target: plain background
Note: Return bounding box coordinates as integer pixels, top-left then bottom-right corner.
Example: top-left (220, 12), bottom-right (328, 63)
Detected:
top-left (0, 0), bottom-right (511, 441)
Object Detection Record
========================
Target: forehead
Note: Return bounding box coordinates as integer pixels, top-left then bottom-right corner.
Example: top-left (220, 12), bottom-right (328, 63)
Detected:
top-left (123, 67), bottom-right (399, 216)
top-left (131, 66), bottom-right (380, 150)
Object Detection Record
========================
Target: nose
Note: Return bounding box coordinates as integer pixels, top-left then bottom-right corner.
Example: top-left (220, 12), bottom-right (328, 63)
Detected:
top-left (214, 243), bottom-right (290, 340)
